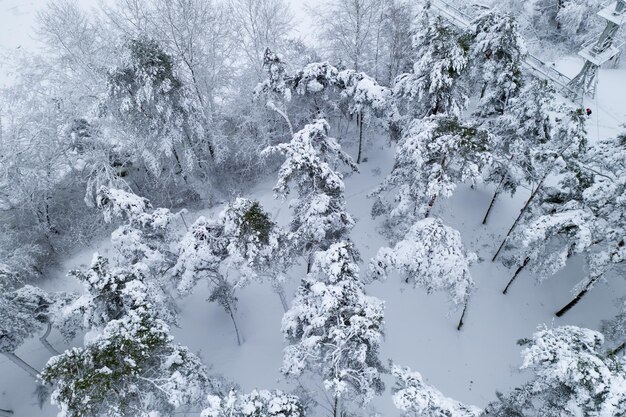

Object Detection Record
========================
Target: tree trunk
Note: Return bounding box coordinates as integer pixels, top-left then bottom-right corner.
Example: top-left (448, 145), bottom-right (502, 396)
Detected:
top-left (1, 352), bottom-right (39, 379)
top-left (425, 156), bottom-right (447, 218)
top-left (482, 176), bottom-right (506, 225)
top-left (424, 194), bottom-right (437, 218)
top-left (356, 112), bottom-right (364, 164)
top-left (39, 322), bottom-right (60, 356)
top-left (333, 396), bottom-right (341, 417)
top-left (609, 341), bottom-right (626, 357)
top-left (307, 251), bottom-right (314, 274)
top-left (492, 177), bottom-right (546, 262)
top-left (227, 306), bottom-right (243, 346)
top-left (555, 275), bottom-right (601, 317)
top-left (0, 409), bottom-right (14, 416)
top-left (457, 302), bottom-right (469, 331)
top-left (172, 148), bottom-right (189, 185)
top-left (179, 212), bottom-right (189, 231)
top-left (503, 257), bottom-right (530, 295)
top-left (276, 286), bottom-right (289, 313)
top-left (482, 189), bottom-right (500, 225)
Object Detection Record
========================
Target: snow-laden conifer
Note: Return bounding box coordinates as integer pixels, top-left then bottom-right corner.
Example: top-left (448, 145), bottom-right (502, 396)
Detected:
top-left (523, 326), bottom-right (625, 416)
top-left (470, 11), bottom-right (526, 116)
top-left (0, 285), bottom-right (73, 377)
top-left (263, 119), bottom-right (357, 270)
top-left (96, 186), bottom-right (179, 275)
top-left (220, 198), bottom-right (291, 310)
top-left (481, 79), bottom-right (555, 225)
top-left (371, 115), bottom-right (491, 235)
top-left (42, 310), bottom-right (214, 417)
top-left (371, 218), bottom-right (476, 329)
top-left (491, 107), bottom-right (588, 263)
top-left (336, 69), bottom-right (398, 162)
top-left (392, 365), bottom-right (481, 417)
top-left (60, 255), bottom-right (177, 338)
top-left (42, 253), bottom-right (216, 417)
top-left (394, 6), bottom-right (469, 117)
top-left (104, 37), bottom-right (210, 181)
top-left (485, 325), bottom-right (626, 416)
top-left (202, 389), bottom-right (304, 417)
top-left (282, 242), bottom-right (385, 416)
top-left (172, 215), bottom-right (242, 344)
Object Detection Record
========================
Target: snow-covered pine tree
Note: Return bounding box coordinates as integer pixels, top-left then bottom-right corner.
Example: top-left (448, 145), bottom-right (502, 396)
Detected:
top-left (500, 122), bottom-right (624, 309)
top-left (392, 365), bottom-right (481, 417)
top-left (290, 61), bottom-right (340, 99)
top-left (42, 310), bottom-right (214, 417)
top-left (262, 119), bottom-right (358, 272)
top-left (551, 133), bottom-right (625, 316)
top-left (254, 48), bottom-right (292, 106)
top-left (253, 48), bottom-right (297, 138)
top-left (483, 325), bottom-right (626, 417)
top-left (255, 55), bottom-right (399, 154)
top-left (255, 56), bottom-right (346, 135)
top-left (220, 198), bottom-right (291, 310)
top-left (61, 255), bottom-right (178, 337)
top-left (335, 69), bottom-right (398, 163)
top-left (370, 217), bottom-right (477, 330)
top-left (481, 79), bottom-right (555, 225)
top-left (0, 285), bottom-right (72, 378)
top-left (498, 148), bottom-right (593, 290)
top-left (470, 10), bottom-right (526, 117)
top-left (104, 37), bottom-right (210, 189)
top-left (280, 61), bottom-right (343, 123)
top-left (282, 242), bottom-right (385, 416)
top-left (202, 389), bottom-right (304, 417)
top-left (371, 115), bottom-right (491, 236)
top-left (95, 185), bottom-right (151, 225)
top-left (394, 5), bottom-right (469, 118)
top-left (95, 186), bottom-right (178, 276)
top-left (42, 251), bottom-right (217, 417)
top-left (173, 215), bottom-right (243, 344)
top-left (492, 106), bottom-right (587, 262)
top-left (498, 150), bottom-right (592, 295)
top-left (503, 199), bottom-right (593, 295)
top-left (481, 389), bottom-right (529, 417)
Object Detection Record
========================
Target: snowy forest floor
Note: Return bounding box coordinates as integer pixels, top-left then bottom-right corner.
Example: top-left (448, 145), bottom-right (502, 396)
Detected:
top-left (2, 58), bottom-right (626, 417)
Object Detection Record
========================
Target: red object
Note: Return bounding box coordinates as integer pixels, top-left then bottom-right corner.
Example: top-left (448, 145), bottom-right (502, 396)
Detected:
top-left (586, 108), bottom-right (592, 116)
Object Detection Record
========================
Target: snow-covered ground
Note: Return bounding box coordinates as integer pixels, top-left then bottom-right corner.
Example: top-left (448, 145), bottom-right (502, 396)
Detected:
top-left (2, 62), bottom-right (626, 416)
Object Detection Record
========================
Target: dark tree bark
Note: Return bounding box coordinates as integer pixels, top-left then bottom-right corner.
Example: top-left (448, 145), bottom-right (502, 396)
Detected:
top-left (1, 352), bottom-right (39, 379)
top-left (503, 257), bottom-right (530, 295)
top-left (39, 322), bottom-right (60, 356)
top-left (276, 287), bottom-right (289, 313)
top-left (492, 177), bottom-right (546, 262)
top-left (609, 341), bottom-right (626, 357)
top-left (424, 194), bottom-right (437, 218)
top-left (356, 112), bottom-right (364, 164)
top-left (482, 189), bottom-right (500, 225)
top-left (227, 305), bottom-right (243, 346)
top-left (555, 275), bottom-right (601, 317)
top-left (457, 302), bottom-right (469, 331)
top-left (482, 176), bottom-right (506, 225)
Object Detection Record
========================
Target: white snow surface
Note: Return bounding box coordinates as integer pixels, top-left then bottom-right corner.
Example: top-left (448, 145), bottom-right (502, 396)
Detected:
top-left (2, 62), bottom-right (626, 416)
